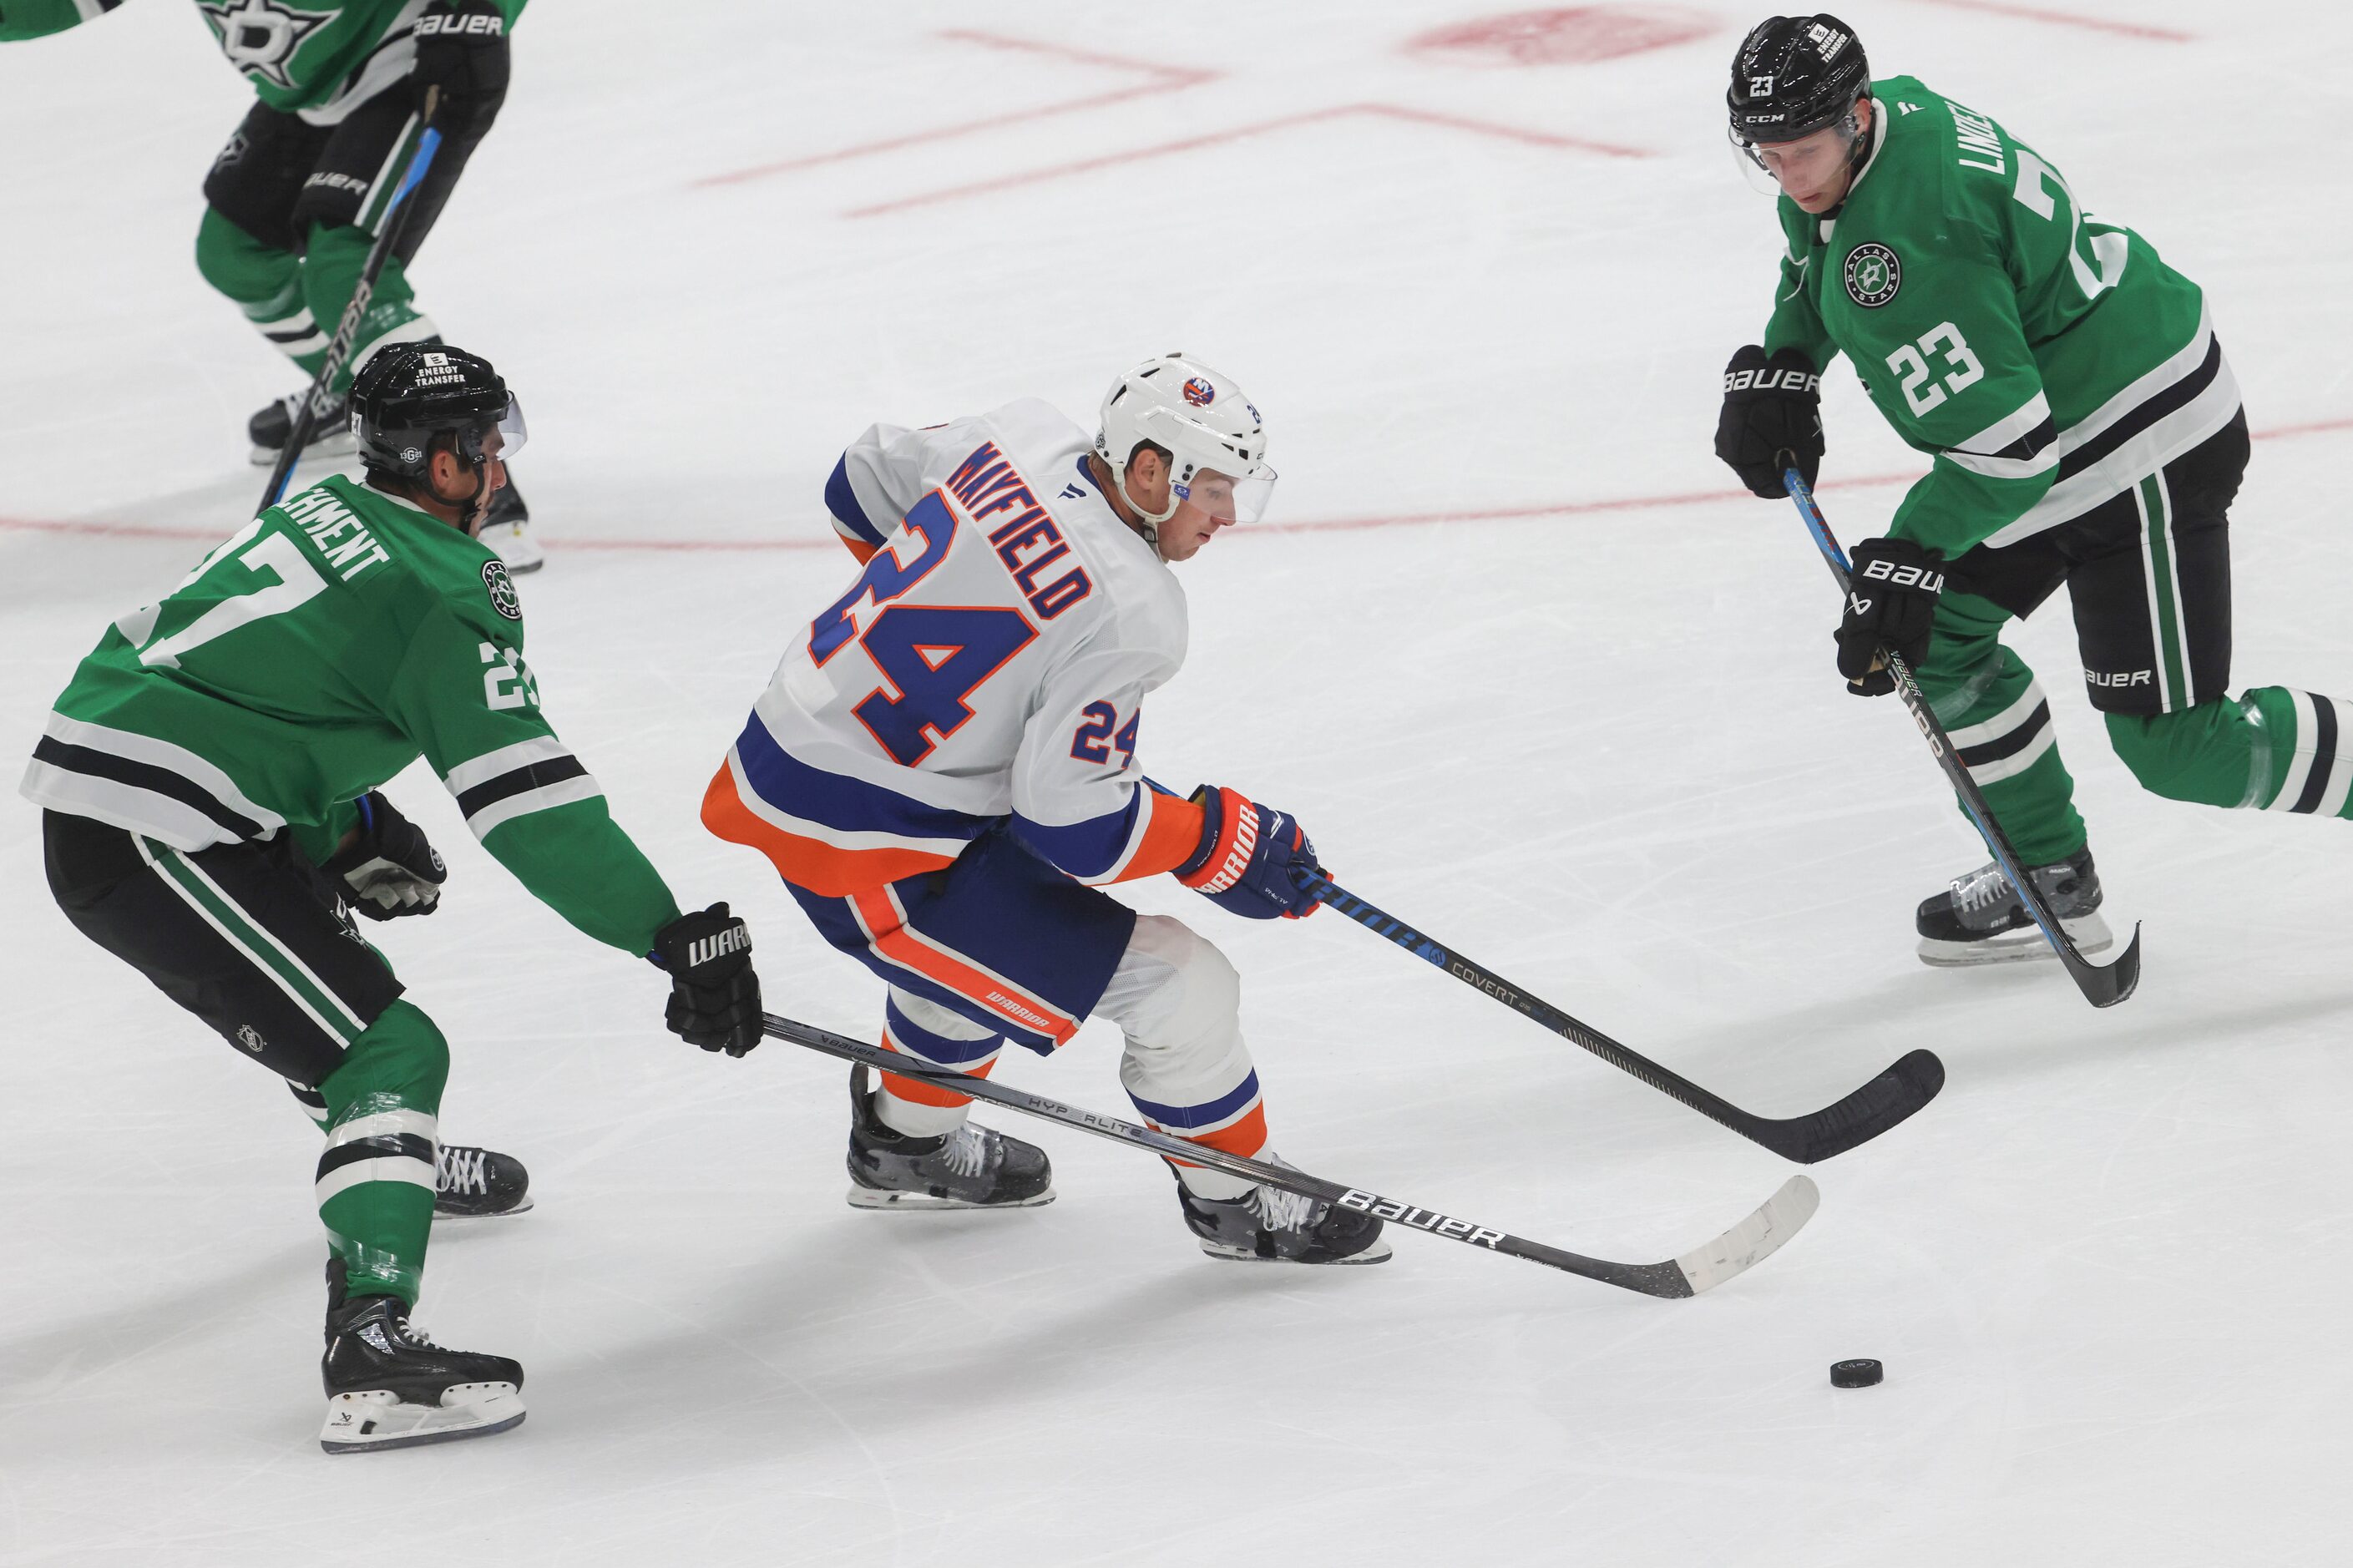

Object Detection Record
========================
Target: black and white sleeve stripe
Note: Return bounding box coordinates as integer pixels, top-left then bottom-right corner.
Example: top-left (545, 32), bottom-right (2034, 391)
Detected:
top-left (1943, 391), bottom-right (2059, 482)
top-left (441, 736), bottom-right (604, 839)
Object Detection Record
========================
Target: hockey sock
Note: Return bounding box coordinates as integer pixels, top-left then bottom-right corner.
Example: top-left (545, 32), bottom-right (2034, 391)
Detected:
top-left (296, 221), bottom-right (439, 394)
top-left (1916, 592), bottom-right (2089, 866)
top-left (290, 1080), bottom-right (332, 1131)
top-left (195, 209), bottom-right (331, 367)
top-left (874, 991), bottom-right (999, 1138)
top-left (2109, 688), bottom-right (2353, 816)
top-left (1099, 916), bottom-right (1268, 1201)
top-left (316, 1000), bottom-right (448, 1307)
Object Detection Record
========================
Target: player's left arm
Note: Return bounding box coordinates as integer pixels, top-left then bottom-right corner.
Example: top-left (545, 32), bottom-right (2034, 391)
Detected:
top-left (0, 0), bottom-right (121, 42)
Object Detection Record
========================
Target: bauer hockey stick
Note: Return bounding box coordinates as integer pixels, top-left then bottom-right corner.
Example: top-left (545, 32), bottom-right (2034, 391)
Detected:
top-left (1295, 871), bottom-right (1943, 1164)
top-left (1780, 463), bottom-right (2141, 1008)
top-left (258, 91), bottom-right (445, 514)
top-left (761, 1012), bottom-right (1819, 1298)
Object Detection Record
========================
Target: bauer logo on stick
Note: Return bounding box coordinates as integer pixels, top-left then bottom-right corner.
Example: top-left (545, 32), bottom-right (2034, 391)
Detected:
top-left (1181, 377), bottom-right (1216, 407)
top-left (1844, 243), bottom-right (1902, 308)
top-left (482, 560), bottom-right (522, 620)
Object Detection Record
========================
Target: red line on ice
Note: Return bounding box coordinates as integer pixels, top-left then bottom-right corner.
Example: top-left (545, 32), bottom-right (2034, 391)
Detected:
top-left (13, 417), bottom-right (2341, 555)
top-left (1906, 0), bottom-right (2192, 43)
top-left (692, 31), bottom-right (1213, 189)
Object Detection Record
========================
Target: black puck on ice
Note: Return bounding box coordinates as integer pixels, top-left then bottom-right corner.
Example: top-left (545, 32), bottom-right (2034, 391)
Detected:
top-left (1830, 1358), bottom-right (1883, 1388)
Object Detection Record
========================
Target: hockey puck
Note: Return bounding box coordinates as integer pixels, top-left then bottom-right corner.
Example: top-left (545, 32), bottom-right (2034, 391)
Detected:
top-left (1830, 1358), bottom-right (1883, 1388)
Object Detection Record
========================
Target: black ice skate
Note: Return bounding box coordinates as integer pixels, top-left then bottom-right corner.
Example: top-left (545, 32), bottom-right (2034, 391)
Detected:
top-left (247, 387), bottom-right (356, 466)
top-left (845, 1064), bottom-right (1054, 1210)
top-left (1175, 1165), bottom-right (1393, 1265)
top-left (1915, 846), bottom-right (2112, 967)
top-left (433, 1142), bottom-right (533, 1219)
top-left (319, 1259), bottom-right (524, 1454)
top-left (476, 475), bottom-right (542, 574)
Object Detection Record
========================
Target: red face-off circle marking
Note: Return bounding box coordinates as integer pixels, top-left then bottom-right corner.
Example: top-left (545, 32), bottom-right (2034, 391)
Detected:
top-left (1407, 6), bottom-right (1715, 66)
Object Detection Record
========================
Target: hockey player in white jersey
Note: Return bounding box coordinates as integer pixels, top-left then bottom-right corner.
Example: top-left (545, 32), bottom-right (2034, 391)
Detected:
top-left (704, 354), bottom-right (1388, 1264)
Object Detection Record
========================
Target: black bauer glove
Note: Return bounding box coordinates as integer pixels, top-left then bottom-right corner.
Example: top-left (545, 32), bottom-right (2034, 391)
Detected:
top-left (323, 792), bottom-right (445, 920)
top-left (412, 0), bottom-right (511, 114)
top-left (1715, 345), bottom-right (1823, 498)
top-left (650, 903), bottom-right (762, 1057)
top-left (1835, 538), bottom-right (1946, 696)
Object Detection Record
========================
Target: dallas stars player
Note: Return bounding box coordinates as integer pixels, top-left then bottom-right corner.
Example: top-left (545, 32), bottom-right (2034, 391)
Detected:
top-left (0, 0), bottom-right (541, 569)
top-left (22, 341), bottom-right (766, 1453)
top-left (1713, 14), bottom-right (2350, 966)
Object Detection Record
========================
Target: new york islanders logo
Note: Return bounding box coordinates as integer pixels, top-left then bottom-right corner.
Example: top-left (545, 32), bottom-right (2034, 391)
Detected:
top-left (1844, 243), bottom-right (1901, 308)
top-left (1181, 377), bottom-right (1216, 407)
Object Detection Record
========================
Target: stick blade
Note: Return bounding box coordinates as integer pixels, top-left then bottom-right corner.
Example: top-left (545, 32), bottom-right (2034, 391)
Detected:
top-left (1760, 1047), bottom-right (1946, 1164)
top-left (1672, 1175), bottom-right (1821, 1296)
top-left (2067, 920), bottom-right (2141, 1007)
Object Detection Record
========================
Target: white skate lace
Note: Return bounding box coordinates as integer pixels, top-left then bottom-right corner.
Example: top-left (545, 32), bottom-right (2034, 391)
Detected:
top-left (1247, 1183), bottom-right (1317, 1234)
top-left (1950, 861), bottom-right (2013, 915)
top-left (436, 1145), bottom-right (488, 1196)
top-left (941, 1124), bottom-right (989, 1178)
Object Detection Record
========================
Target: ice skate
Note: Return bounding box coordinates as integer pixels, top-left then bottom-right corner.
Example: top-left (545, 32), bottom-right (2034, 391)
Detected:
top-left (433, 1142), bottom-right (533, 1219)
top-left (247, 387), bottom-right (357, 466)
top-left (845, 1064), bottom-right (1054, 1210)
top-left (319, 1260), bottom-right (524, 1454)
top-left (476, 474), bottom-right (543, 574)
top-left (1176, 1164), bottom-right (1392, 1265)
top-left (1915, 846), bottom-right (2111, 967)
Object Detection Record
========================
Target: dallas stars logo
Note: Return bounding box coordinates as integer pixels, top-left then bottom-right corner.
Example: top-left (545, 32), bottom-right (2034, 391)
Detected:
top-left (1843, 242), bottom-right (1902, 309)
top-left (197, 0), bottom-right (331, 91)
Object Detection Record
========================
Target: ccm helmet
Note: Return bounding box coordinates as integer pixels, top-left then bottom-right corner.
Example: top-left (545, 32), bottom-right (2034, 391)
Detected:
top-left (349, 341), bottom-right (527, 487)
top-left (1727, 14), bottom-right (1870, 167)
top-left (1094, 353), bottom-right (1276, 539)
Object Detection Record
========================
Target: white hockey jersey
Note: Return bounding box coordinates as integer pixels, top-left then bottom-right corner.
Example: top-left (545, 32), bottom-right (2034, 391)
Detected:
top-left (704, 399), bottom-right (1205, 896)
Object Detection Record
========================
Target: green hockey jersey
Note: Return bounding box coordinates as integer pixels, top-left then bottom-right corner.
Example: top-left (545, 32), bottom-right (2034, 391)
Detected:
top-left (21, 475), bottom-right (680, 956)
top-left (0, 0), bottom-right (525, 119)
top-left (1761, 77), bottom-right (2239, 559)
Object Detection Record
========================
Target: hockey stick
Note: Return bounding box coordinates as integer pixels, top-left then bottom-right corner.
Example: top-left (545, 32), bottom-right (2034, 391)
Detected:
top-left (761, 1011), bottom-right (1818, 1298)
top-left (1780, 463), bottom-right (2140, 1008)
top-left (1295, 871), bottom-right (1943, 1164)
top-left (258, 91), bottom-right (444, 515)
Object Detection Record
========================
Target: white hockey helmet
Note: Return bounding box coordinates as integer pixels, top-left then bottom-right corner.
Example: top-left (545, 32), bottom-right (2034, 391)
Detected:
top-left (1093, 353), bottom-right (1277, 534)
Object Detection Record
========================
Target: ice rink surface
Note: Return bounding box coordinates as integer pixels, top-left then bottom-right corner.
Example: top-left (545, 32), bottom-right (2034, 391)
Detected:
top-left (5, 1), bottom-right (2352, 1562)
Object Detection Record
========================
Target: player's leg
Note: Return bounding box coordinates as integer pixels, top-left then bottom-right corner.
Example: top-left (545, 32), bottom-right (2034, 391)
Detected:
top-left (1095, 913), bottom-right (1387, 1264)
top-left (841, 989), bottom-right (1051, 1209)
top-left (1906, 549), bottom-right (2112, 964)
top-left (40, 812), bottom-right (523, 1451)
top-left (2079, 416), bottom-right (2353, 815)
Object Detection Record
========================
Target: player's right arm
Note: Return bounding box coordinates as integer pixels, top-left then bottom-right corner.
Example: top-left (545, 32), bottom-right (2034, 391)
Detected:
top-left (824, 420), bottom-right (939, 563)
top-left (383, 600), bottom-right (683, 956)
top-left (0, 0), bottom-right (120, 43)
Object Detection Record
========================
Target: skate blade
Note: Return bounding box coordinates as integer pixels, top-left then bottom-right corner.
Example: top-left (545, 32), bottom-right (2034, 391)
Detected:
top-left (319, 1384), bottom-right (524, 1454)
top-left (845, 1185), bottom-right (1055, 1211)
top-left (1918, 911), bottom-right (2113, 968)
top-left (1196, 1238), bottom-right (1395, 1265)
top-left (432, 1197), bottom-right (536, 1222)
top-left (250, 430), bottom-right (358, 468)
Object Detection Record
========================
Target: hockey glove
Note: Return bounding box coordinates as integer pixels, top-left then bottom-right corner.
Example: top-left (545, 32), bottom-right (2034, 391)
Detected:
top-left (1176, 787), bottom-right (1321, 920)
top-left (1834, 538), bottom-right (1945, 696)
top-left (650, 903), bottom-right (762, 1057)
top-left (1715, 344), bottom-right (1823, 498)
top-left (412, 0), bottom-right (511, 115)
top-left (323, 792), bottom-right (446, 920)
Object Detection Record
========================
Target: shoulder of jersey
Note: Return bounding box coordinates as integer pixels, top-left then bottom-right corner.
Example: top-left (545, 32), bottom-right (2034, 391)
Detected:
top-left (283, 475), bottom-right (523, 630)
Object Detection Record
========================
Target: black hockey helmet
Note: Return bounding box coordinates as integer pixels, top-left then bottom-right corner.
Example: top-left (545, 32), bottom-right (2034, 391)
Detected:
top-left (1727, 14), bottom-right (1870, 149)
top-left (349, 341), bottom-right (527, 482)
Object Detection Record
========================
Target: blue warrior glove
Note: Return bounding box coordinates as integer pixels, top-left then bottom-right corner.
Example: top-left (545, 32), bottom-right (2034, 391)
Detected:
top-left (1175, 786), bottom-right (1322, 920)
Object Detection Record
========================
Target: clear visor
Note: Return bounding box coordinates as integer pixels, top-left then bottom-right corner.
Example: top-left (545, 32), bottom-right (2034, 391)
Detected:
top-left (1173, 463), bottom-right (1277, 526)
top-left (483, 394), bottom-right (527, 462)
top-left (1728, 115), bottom-right (1859, 199)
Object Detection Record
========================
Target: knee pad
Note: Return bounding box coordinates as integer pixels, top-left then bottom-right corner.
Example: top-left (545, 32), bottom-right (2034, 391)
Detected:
top-left (2103, 703), bottom-right (2253, 807)
top-left (1102, 914), bottom-right (1242, 1062)
top-left (322, 999), bottom-right (450, 1122)
top-left (195, 206), bottom-right (296, 305)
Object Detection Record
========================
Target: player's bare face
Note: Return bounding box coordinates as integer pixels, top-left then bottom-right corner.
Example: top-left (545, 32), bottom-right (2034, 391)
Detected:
top-left (1160, 472), bottom-right (1239, 562)
top-left (1756, 108), bottom-right (1865, 212)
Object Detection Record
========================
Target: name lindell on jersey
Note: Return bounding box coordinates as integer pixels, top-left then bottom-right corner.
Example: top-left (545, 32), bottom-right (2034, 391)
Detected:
top-left (704, 399), bottom-right (1207, 897)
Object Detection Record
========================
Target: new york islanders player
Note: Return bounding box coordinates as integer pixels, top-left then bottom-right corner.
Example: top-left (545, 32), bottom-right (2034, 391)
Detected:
top-left (704, 354), bottom-right (1388, 1265)
top-left (23, 341), bottom-right (765, 1450)
top-left (1714, 15), bottom-right (2353, 965)
top-left (0, 0), bottom-right (541, 569)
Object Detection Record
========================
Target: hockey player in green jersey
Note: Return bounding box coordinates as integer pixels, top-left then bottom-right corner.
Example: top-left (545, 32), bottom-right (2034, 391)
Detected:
top-left (22, 341), bottom-right (767, 1453)
top-left (1713, 14), bottom-right (2349, 967)
top-left (0, 0), bottom-right (542, 569)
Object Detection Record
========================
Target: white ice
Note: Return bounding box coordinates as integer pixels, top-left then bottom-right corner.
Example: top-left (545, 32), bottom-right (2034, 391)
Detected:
top-left (5, 3), bottom-right (2351, 1563)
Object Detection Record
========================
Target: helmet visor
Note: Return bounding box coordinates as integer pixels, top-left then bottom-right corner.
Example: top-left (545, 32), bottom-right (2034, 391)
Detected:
top-left (1172, 464), bottom-right (1277, 526)
top-left (486, 394), bottom-right (528, 462)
